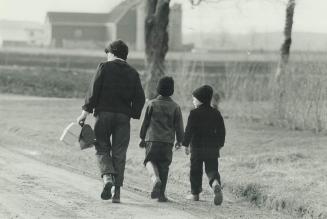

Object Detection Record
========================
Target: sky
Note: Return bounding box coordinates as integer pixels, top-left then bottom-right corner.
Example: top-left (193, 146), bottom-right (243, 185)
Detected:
top-left (0, 0), bottom-right (327, 34)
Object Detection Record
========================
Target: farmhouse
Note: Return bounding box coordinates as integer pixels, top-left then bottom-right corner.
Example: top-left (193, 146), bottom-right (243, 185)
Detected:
top-left (45, 0), bottom-right (183, 51)
top-left (0, 20), bottom-right (46, 47)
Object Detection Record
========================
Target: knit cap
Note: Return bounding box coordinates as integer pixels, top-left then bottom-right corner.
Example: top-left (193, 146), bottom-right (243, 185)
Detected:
top-left (192, 85), bottom-right (213, 105)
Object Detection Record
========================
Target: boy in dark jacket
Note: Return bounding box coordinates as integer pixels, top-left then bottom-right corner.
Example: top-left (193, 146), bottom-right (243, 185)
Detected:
top-left (77, 40), bottom-right (145, 203)
top-left (182, 85), bottom-right (226, 206)
top-left (139, 76), bottom-right (184, 202)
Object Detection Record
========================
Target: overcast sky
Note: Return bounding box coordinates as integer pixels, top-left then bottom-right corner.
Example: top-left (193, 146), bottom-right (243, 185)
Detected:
top-left (1, 0), bottom-right (326, 34)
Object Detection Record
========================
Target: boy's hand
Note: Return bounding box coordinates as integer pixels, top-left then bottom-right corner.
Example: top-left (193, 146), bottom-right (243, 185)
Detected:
top-left (76, 110), bottom-right (89, 126)
top-left (184, 147), bottom-right (190, 155)
top-left (175, 142), bottom-right (181, 150)
top-left (139, 139), bottom-right (146, 148)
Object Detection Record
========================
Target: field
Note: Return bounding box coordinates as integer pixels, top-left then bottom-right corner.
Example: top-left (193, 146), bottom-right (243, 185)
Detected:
top-left (0, 52), bottom-right (327, 218)
top-left (1, 57), bottom-right (327, 132)
top-left (1, 94), bottom-right (326, 218)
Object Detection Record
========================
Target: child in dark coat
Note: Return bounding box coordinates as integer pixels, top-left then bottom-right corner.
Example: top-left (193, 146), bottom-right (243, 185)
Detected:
top-left (182, 85), bottom-right (226, 205)
top-left (139, 76), bottom-right (184, 202)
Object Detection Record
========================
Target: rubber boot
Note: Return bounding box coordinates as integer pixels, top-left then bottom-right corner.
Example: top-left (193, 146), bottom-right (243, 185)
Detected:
top-left (101, 174), bottom-right (113, 200)
top-left (146, 162), bottom-right (161, 199)
top-left (112, 186), bottom-right (121, 203)
top-left (212, 179), bottom-right (223, 205)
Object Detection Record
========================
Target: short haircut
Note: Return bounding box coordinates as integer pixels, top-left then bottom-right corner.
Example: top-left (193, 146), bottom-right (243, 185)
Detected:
top-left (104, 39), bottom-right (129, 60)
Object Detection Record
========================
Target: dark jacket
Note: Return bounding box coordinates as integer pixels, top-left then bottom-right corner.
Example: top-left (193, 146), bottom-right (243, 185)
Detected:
top-left (182, 104), bottom-right (225, 158)
top-left (82, 60), bottom-right (145, 119)
top-left (140, 95), bottom-right (184, 144)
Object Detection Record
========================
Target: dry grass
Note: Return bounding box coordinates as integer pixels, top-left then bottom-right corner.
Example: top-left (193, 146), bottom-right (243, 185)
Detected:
top-left (221, 118), bottom-right (327, 218)
top-left (1, 58), bottom-right (326, 133)
top-left (168, 57), bottom-right (327, 133)
top-left (273, 61), bottom-right (327, 133)
top-left (0, 65), bottom-right (93, 98)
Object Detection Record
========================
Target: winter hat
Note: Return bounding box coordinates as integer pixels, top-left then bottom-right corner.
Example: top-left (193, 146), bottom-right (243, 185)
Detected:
top-left (192, 85), bottom-right (213, 105)
top-left (104, 39), bottom-right (129, 60)
top-left (157, 76), bottom-right (174, 97)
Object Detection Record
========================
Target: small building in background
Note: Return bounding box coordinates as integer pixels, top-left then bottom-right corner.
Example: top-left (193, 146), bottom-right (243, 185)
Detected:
top-left (0, 20), bottom-right (46, 47)
top-left (45, 0), bottom-right (184, 51)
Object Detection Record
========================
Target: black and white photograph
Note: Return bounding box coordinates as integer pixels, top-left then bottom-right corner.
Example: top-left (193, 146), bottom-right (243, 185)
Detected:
top-left (0, 0), bottom-right (326, 218)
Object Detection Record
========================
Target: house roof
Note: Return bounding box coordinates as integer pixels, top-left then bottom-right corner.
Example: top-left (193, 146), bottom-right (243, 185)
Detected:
top-left (46, 0), bottom-right (142, 24)
top-left (107, 0), bottom-right (141, 23)
top-left (46, 12), bottom-right (110, 24)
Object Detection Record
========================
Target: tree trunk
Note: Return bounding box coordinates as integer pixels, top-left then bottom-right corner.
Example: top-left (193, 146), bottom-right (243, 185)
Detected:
top-left (274, 0), bottom-right (296, 118)
top-left (144, 0), bottom-right (170, 99)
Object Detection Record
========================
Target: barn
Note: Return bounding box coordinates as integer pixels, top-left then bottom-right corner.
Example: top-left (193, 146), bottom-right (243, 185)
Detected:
top-left (45, 0), bottom-right (183, 51)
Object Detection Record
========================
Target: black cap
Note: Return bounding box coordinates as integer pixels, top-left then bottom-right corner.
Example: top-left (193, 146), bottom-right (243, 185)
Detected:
top-left (104, 39), bottom-right (128, 60)
top-left (192, 85), bottom-right (213, 105)
top-left (157, 76), bottom-right (174, 97)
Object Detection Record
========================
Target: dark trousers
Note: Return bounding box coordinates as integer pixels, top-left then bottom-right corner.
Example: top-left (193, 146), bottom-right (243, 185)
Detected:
top-left (190, 155), bottom-right (221, 195)
top-left (94, 112), bottom-right (130, 187)
top-left (144, 142), bottom-right (173, 194)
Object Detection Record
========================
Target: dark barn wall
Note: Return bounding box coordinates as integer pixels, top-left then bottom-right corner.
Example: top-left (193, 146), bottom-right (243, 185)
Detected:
top-left (51, 25), bottom-right (107, 47)
top-left (116, 9), bottom-right (137, 50)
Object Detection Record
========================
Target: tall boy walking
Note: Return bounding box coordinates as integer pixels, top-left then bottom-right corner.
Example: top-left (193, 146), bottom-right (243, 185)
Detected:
top-left (77, 40), bottom-right (145, 203)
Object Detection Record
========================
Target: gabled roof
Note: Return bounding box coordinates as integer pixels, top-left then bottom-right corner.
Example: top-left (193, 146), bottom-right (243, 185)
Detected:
top-left (46, 0), bottom-right (142, 24)
top-left (46, 12), bottom-right (110, 24)
top-left (107, 0), bottom-right (142, 23)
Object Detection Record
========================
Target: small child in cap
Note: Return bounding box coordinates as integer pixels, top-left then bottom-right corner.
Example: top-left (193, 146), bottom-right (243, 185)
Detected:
top-left (182, 85), bottom-right (226, 205)
top-left (139, 76), bottom-right (184, 202)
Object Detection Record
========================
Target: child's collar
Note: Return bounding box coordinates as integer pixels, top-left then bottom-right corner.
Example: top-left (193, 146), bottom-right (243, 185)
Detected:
top-left (157, 95), bottom-right (172, 101)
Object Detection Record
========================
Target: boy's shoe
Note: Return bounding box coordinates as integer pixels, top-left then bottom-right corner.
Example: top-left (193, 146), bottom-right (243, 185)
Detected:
top-left (151, 180), bottom-right (162, 199)
top-left (158, 194), bottom-right (168, 202)
top-left (186, 194), bottom-right (199, 201)
top-left (101, 182), bottom-right (113, 200)
top-left (112, 187), bottom-right (121, 203)
top-left (213, 184), bottom-right (223, 206)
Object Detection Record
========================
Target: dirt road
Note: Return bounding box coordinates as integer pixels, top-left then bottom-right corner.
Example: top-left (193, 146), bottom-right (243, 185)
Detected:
top-left (0, 147), bottom-right (197, 219)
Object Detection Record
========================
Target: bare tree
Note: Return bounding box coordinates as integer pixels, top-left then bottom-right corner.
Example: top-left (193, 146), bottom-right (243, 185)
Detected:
top-left (275, 0), bottom-right (296, 81)
top-left (190, 0), bottom-right (297, 118)
top-left (144, 0), bottom-right (170, 99)
top-left (274, 0), bottom-right (296, 118)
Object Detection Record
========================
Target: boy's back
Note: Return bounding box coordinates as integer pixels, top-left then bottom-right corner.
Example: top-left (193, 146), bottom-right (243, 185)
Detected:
top-left (139, 76), bottom-right (184, 202)
top-left (183, 104), bottom-right (225, 158)
top-left (140, 96), bottom-right (183, 144)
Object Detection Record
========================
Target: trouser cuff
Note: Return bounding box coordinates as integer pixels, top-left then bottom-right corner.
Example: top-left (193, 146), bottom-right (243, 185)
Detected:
top-left (96, 154), bottom-right (116, 177)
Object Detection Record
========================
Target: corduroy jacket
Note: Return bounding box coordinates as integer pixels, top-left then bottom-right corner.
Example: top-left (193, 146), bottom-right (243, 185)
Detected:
top-left (82, 60), bottom-right (145, 119)
top-left (140, 95), bottom-right (184, 144)
top-left (182, 104), bottom-right (226, 158)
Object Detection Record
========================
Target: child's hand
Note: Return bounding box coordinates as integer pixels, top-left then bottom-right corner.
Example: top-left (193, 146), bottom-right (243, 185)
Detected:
top-left (139, 139), bottom-right (146, 148)
top-left (184, 147), bottom-right (190, 155)
top-left (76, 110), bottom-right (89, 126)
top-left (175, 142), bottom-right (181, 150)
